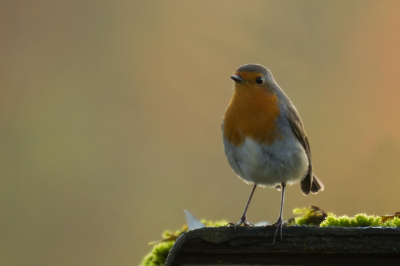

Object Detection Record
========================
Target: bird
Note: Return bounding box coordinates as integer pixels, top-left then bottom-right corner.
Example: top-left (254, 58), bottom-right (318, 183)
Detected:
top-left (222, 64), bottom-right (324, 244)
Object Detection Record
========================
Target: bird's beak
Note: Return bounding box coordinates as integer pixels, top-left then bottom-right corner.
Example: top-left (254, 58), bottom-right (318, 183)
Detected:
top-left (231, 75), bottom-right (245, 83)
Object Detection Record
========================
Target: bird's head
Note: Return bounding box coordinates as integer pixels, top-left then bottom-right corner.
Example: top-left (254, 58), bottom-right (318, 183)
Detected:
top-left (231, 64), bottom-right (275, 91)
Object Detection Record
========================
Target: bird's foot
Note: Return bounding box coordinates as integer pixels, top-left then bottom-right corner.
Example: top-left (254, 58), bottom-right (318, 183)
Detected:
top-left (266, 216), bottom-right (286, 245)
top-left (227, 214), bottom-right (254, 231)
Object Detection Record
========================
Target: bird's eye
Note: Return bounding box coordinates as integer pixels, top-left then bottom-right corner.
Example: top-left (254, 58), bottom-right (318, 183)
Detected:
top-left (255, 77), bottom-right (264, 85)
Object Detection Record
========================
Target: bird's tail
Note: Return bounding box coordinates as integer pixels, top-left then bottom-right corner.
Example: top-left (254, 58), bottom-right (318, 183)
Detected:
top-left (310, 175), bottom-right (324, 193)
top-left (301, 174), bottom-right (324, 195)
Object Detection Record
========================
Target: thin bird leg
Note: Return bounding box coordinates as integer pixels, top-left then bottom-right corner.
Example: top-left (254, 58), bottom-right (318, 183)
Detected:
top-left (229, 184), bottom-right (257, 230)
top-left (272, 182), bottom-right (286, 245)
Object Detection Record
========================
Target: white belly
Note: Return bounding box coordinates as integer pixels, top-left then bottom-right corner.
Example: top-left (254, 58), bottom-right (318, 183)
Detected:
top-left (223, 136), bottom-right (308, 187)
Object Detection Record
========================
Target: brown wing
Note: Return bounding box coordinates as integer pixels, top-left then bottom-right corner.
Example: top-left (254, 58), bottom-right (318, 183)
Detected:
top-left (287, 104), bottom-right (324, 195)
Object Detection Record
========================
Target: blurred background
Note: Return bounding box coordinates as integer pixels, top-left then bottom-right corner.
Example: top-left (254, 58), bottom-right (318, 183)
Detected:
top-left (2, 0), bottom-right (400, 265)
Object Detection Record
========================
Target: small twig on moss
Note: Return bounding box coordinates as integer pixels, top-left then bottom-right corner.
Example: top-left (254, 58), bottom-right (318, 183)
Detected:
top-left (289, 205), bottom-right (328, 226)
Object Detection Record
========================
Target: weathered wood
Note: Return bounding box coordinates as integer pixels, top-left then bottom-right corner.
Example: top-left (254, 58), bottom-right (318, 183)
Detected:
top-left (165, 226), bottom-right (400, 265)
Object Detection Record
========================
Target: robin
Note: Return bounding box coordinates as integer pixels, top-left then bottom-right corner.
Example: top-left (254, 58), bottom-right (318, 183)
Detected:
top-left (222, 64), bottom-right (324, 244)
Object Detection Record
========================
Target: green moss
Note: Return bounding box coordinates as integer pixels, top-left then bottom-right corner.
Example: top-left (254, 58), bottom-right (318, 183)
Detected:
top-left (354, 213), bottom-right (381, 226)
top-left (290, 205), bottom-right (328, 226)
top-left (200, 219), bottom-right (228, 227)
top-left (161, 225), bottom-right (188, 240)
top-left (140, 241), bottom-right (174, 266)
top-left (139, 220), bottom-right (227, 266)
top-left (320, 213), bottom-right (389, 227)
top-left (290, 206), bottom-right (399, 228)
top-left (380, 216), bottom-right (400, 227)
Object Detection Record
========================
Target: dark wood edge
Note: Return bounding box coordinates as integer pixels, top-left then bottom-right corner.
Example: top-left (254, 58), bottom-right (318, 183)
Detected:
top-left (165, 226), bottom-right (400, 265)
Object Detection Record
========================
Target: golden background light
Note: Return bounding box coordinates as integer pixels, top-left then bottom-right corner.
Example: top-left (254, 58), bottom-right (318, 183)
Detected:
top-left (1, 1), bottom-right (400, 265)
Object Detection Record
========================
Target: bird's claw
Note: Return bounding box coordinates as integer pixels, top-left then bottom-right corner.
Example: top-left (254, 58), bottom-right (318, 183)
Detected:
top-left (243, 221), bottom-right (254, 226)
top-left (266, 217), bottom-right (286, 245)
top-left (227, 215), bottom-right (254, 232)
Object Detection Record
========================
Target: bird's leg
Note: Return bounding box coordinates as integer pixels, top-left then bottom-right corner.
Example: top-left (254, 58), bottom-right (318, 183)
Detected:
top-left (237, 184), bottom-right (257, 226)
top-left (229, 185), bottom-right (257, 230)
top-left (271, 182), bottom-right (286, 245)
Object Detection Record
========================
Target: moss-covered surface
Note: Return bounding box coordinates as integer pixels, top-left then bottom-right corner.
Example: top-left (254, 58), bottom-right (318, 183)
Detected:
top-left (165, 226), bottom-right (400, 266)
top-left (321, 214), bottom-right (400, 227)
top-left (140, 220), bottom-right (227, 266)
top-left (140, 208), bottom-right (400, 266)
top-left (291, 206), bottom-right (400, 228)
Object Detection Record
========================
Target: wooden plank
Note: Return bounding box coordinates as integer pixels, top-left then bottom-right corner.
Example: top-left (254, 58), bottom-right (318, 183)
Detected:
top-left (165, 226), bottom-right (400, 265)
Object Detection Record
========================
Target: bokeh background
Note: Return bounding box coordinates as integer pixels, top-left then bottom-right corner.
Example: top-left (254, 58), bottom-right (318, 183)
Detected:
top-left (2, 0), bottom-right (400, 265)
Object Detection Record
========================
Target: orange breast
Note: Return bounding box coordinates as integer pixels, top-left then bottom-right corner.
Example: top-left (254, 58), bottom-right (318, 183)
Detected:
top-left (223, 85), bottom-right (282, 146)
